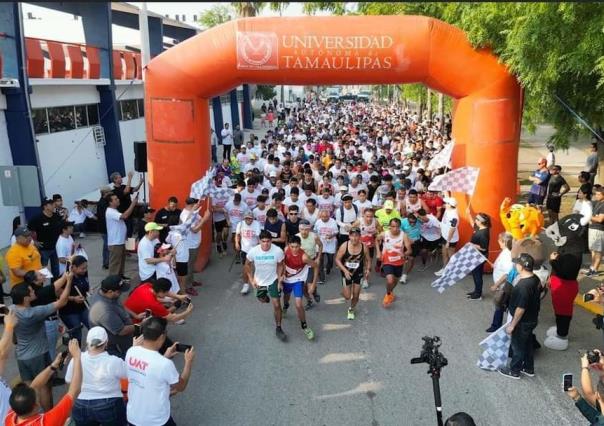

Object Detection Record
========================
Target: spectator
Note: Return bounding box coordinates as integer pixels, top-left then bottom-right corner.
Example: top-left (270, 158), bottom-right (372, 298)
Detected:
top-left (545, 165), bottom-right (570, 225)
top-left (221, 122), bottom-right (233, 160)
top-left (210, 128), bottom-right (218, 163)
top-left (587, 187), bottom-right (604, 277)
top-left (52, 193), bottom-right (69, 221)
top-left (527, 157), bottom-right (550, 206)
top-left (155, 197), bottom-right (182, 243)
top-left (124, 278), bottom-right (193, 325)
top-left (586, 142), bottom-right (599, 185)
top-left (435, 198), bottom-right (459, 277)
top-left (180, 198), bottom-right (211, 296)
top-left (11, 273), bottom-right (72, 411)
top-left (59, 255), bottom-right (90, 344)
top-left (6, 339), bottom-right (82, 426)
top-left (125, 317), bottom-right (195, 426)
top-left (233, 124), bottom-right (244, 151)
top-left (5, 227), bottom-right (41, 287)
top-left (89, 275), bottom-right (138, 359)
top-left (498, 253), bottom-right (541, 379)
top-left (467, 213), bottom-right (491, 300)
top-left (65, 327), bottom-right (129, 426)
top-left (96, 186), bottom-right (113, 270)
top-left (27, 198), bottom-right (62, 279)
top-left (135, 206), bottom-right (156, 241)
top-left (566, 350), bottom-right (604, 425)
top-left (55, 221), bottom-right (76, 276)
top-left (105, 191), bottom-right (140, 279)
top-left (0, 310), bottom-right (18, 420)
top-left (445, 412), bottom-right (476, 426)
top-left (67, 200), bottom-right (97, 238)
top-left (137, 222), bottom-right (167, 282)
top-left (110, 171), bottom-right (143, 239)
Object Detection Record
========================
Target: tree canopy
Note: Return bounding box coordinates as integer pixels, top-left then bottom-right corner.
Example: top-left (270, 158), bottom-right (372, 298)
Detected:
top-left (302, 2), bottom-right (604, 146)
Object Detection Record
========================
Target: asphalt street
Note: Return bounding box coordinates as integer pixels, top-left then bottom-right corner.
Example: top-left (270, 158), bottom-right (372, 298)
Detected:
top-left (60, 233), bottom-right (589, 426)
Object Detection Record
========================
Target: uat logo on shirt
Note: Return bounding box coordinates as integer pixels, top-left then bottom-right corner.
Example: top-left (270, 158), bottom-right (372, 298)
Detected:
top-left (237, 32), bottom-right (279, 70)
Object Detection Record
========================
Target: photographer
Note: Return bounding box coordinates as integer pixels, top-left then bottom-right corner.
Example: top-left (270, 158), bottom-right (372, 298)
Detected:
top-left (566, 351), bottom-right (604, 425)
top-left (0, 309), bottom-right (18, 420)
top-left (65, 327), bottom-right (130, 425)
top-left (89, 275), bottom-right (140, 359)
top-left (126, 317), bottom-right (195, 426)
top-left (5, 339), bottom-right (82, 425)
top-left (124, 278), bottom-right (193, 324)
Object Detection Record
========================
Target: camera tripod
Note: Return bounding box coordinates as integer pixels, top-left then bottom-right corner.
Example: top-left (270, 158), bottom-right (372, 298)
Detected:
top-left (411, 336), bottom-right (448, 426)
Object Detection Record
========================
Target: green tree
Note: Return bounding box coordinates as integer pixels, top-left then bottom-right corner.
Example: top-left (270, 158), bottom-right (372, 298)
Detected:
top-left (231, 2), bottom-right (265, 17)
top-left (198, 4), bottom-right (233, 28)
top-left (256, 85), bottom-right (277, 100)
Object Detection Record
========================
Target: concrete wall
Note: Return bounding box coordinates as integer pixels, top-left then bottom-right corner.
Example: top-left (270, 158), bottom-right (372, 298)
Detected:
top-left (30, 85), bottom-right (100, 108)
top-left (0, 106), bottom-right (20, 247)
top-left (119, 117), bottom-right (145, 172)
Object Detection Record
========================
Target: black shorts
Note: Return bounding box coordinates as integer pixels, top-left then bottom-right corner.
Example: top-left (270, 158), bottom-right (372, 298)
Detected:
top-left (214, 220), bottom-right (228, 233)
top-left (546, 196), bottom-right (562, 213)
top-left (410, 240), bottom-right (422, 257)
top-left (17, 352), bottom-right (51, 382)
top-left (341, 269), bottom-right (364, 286)
top-left (441, 238), bottom-right (458, 248)
top-left (421, 238), bottom-right (441, 252)
top-left (175, 262), bottom-right (188, 276)
top-left (382, 264), bottom-right (404, 278)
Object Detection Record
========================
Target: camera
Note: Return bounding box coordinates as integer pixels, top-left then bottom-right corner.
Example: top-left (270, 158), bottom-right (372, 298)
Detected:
top-left (411, 336), bottom-right (448, 372)
top-left (175, 343), bottom-right (192, 353)
top-left (586, 350), bottom-right (601, 365)
top-left (133, 324), bottom-right (142, 338)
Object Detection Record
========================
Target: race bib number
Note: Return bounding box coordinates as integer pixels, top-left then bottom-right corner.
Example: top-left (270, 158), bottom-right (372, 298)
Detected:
top-left (345, 261), bottom-right (360, 269)
top-left (269, 231), bottom-right (278, 237)
top-left (387, 255), bottom-right (401, 263)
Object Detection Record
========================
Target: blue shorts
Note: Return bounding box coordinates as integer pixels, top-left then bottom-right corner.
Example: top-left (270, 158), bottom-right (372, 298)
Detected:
top-left (283, 281), bottom-right (304, 298)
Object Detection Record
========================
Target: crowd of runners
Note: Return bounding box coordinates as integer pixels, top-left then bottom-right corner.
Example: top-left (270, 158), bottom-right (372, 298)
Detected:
top-left (210, 96), bottom-right (460, 341)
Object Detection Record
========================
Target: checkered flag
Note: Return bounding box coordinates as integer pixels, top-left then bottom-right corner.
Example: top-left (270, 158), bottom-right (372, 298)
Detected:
top-left (170, 207), bottom-right (200, 240)
top-left (428, 167), bottom-right (480, 195)
top-left (427, 142), bottom-right (454, 171)
top-left (477, 317), bottom-right (512, 371)
top-left (208, 186), bottom-right (234, 199)
top-left (431, 243), bottom-right (487, 293)
top-left (190, 170), bottom-right (213, 199)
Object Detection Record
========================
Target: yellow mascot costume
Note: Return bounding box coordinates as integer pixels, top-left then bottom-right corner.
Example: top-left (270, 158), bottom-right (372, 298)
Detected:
top-left (500, 197), bottom-right (544, 240)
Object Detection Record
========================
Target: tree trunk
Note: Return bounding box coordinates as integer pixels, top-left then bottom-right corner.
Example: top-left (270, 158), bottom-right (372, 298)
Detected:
top-left (280, 85), bottom-right (285, 104)
top-left (418, 90), bottom-right (425, 120)
top-left (438, 92), bottom-right (445, 134)
top-left (426, 89), bottom-right (432, 122)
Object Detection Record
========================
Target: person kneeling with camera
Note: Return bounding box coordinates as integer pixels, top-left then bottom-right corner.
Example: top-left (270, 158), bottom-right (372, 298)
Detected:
top-left (126, 317), bottom-right (195, 426)
top-left (124, 278), bottom-right (193, 325)
top-left (566, 351), bottom-right (604, 425)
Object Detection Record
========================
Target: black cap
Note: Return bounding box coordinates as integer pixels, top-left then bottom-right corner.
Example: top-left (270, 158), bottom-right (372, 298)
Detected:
top-left (185, 197), bottom-right (198, 205)
top-left (14, 226), bottom-right (32, 238)
top-left (341, 194), bottom-right (353, 201)
top-left (512, 253), bottom-right (535, 271)
top-left (100, 275), bottom-right (130, 292)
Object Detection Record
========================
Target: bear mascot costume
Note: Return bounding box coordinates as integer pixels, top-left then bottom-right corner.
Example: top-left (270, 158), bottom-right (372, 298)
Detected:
top-left (543, 214), bottom-right (585, 350)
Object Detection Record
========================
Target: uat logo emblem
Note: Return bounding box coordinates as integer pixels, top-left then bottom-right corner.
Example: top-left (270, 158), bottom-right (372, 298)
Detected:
top-left (237, 32), bottom-right (279, 70)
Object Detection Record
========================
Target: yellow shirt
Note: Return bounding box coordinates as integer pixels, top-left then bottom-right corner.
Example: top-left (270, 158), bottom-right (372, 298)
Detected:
top-left (375, 208), bottom-right (401, 228)
top-left (321, 154), bottom-right (333, 169)
top-left (5, 243), bottom-right (42, 287)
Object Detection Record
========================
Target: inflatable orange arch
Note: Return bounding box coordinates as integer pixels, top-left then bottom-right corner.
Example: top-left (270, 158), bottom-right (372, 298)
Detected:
top-left (145, 15), bottom-right (522, 271)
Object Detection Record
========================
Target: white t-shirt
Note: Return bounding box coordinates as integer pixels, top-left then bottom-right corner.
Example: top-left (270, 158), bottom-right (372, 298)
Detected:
top-left (492, 249), bottom-right (512, 284)
top-left (420, 214), bottom-right (442, 241)
top-left (246, 244), bottom-right (284, 287)
top-left (225, 201), bottom-right (248, 233)
top-left (440, 208), bottom-right (460, 243)
top-left (180, 209), bottom-right (201, 250)
top-left (253, 206), bottom-right (268, 224)
top-left (106, 207), bottom-right (126, 246)
top-left (335, 205), bottom-right (359, 235)
top-left (236, 220), bottom-right (262, 253)
top-left (68, 207), bottom-right (94, 225)
top-left (55, 235), bottom-right (74, 275)
top-left (166, 231), bottom-right (188, 263)
top-left (138, 236), bottom-right (159, 280)
top-left (317, 196), bottom-right (335, 214)
top-left (65, 351), bottom-right (127, 400)
top-left (126, 346), bottom-right (180, 426)
top-left (354, 199), bottom-right (373, 216)
top-left (156, 261), bottom-right (180, 293)
top-left (241, 189), bottom-right (261, 209)
top-left (283, 197), bottom-right (303, 212)
top-left (221, 128), bottom-right (233, 145)
top-left (301, 207), bottom-right (320, 226)
top-left (313, 218), bottom-right (339, 254)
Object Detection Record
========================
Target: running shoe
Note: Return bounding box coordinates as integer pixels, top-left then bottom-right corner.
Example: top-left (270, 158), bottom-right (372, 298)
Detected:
top-left (276, 327), bottom-right (287, 342)
top-left (585, 268), bottom-right (598, 277)
top-left (318, 280), bottom-right (325, 285)
top-left (498, 367), bottom-right (520, 380)
top-left (520, 368), bottom-right (535, 377)
top-left (361, 278), bottom-right (369, 289)
top-left (313, 291), bottom-right (321, 303)
top-left (418, 262), bottom-right (429, 272)
top-left (185, 287), bottom-right (199, 296)
top-left (305, 300), bottom-right (314, 311)
top-left (467, 294), bottom-right (482, 301)
top-left (347, 308), bottom-right (355, 320)
top-left (175, 319), bottom-right (186, 325)
top-left (303, 327), bottom-right (315, 340)
top-left (382, 293), bottom-right (396, 308)
top-left (434, 268), bottom-right (445, 277)
top-left (399, 273), bottom-right (408, 284)
top-left (240, 283), bottom-right (250, 295)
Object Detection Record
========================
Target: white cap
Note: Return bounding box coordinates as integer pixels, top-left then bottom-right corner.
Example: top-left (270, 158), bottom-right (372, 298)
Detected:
top-left (443, 197), bottom-right (458, 207)
top-left (86, 326), bottom-right (108, 347)
top-left (269, 171), bottom-right (277, 177)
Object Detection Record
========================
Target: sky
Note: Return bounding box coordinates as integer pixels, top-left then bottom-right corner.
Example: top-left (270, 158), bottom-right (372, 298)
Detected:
top-left (21, 2), bottom-right (333, 45)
